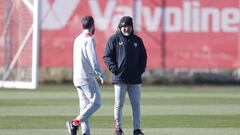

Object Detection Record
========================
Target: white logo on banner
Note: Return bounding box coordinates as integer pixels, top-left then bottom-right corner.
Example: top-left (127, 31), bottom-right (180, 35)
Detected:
top-left (41, 0), bottom-right (80, 30)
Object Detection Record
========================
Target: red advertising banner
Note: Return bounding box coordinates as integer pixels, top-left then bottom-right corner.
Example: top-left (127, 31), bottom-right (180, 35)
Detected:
top-left (39, 0), bottom-right (240, 70)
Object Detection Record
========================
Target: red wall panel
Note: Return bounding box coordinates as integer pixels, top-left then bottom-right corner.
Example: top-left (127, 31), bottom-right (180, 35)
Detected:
top-left (39, 0), bottom-right (240, 70)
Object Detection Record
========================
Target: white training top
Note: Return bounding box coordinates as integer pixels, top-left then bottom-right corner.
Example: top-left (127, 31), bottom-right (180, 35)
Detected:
top-left (73, 29), bottom-right (103, 86)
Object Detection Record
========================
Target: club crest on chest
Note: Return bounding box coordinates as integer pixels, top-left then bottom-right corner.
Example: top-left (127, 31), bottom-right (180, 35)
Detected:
top-left (134, 43), bottom-right (138, 47)
top-left (119, 41), bottom-right (123, 46)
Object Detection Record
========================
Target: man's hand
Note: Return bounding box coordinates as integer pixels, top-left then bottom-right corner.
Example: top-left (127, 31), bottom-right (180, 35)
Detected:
top-left (99, 75), bottom-right (105, 85)
top-left (100, 77), bottom-right (104, 84)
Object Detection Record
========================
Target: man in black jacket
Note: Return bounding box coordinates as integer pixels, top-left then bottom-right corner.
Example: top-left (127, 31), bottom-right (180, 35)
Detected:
top-left (103, 16), bottom-right (147, 135)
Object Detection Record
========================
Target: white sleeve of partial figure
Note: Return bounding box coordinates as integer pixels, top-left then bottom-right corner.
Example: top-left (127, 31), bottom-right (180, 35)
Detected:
top-left (86, 38), bottom-right (104, 79)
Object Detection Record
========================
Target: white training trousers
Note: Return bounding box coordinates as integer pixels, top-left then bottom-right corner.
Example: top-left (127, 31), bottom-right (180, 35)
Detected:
top-left (76, 79), bottom-right (101, 135)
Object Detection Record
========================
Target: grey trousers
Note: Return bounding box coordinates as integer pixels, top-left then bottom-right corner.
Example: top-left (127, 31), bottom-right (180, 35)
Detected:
top-left (114, 84), bottom-right (141, 130)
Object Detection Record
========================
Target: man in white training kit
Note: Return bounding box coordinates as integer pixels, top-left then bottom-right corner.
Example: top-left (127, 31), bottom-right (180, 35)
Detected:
top-left (66, 16), bottom-right (104, 135)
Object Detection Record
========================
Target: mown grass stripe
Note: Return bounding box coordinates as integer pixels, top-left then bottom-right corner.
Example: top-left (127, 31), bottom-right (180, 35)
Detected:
top-left (1, 115), bottom-right (240, 129)
top-left (1, 92), bottom-right (240, 100)
top-left (1, 85), bottom-right (240, 92)
top-left (1, 97), bottom-right (240, 106)
top-left (1, 86), bottom-right (240, 100)
top-left (0, 128), bottom-right (240, 135)
top-left (1, 105), bottom-right (240, 116)
top-left (0, 105), bottom-right (240, 116)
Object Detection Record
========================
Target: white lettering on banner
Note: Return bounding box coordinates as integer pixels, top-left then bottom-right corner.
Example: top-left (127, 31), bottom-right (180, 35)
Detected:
top-left (201, 8), bottom-right (220, 32)
top-left (141, 1), bottom-right (239, 32)
top-left (42, 0), bottom-right (240, 33)
top-left (192, 2), bottom-right (200, 32)
top-left (222, 8), bottom-right (240, 32)
top-left (90, 0), bottom-right (240, 32)
top-left (163, 8), bottom-right (182, 32)
top-left (89, 0), bottom-right (132, 30)
top-left (143, 7), bottom-right (162, 32)
top-left (183, 1), bottom-right (191, 32)
top-left (88, 0), bottom-right (117, 30)
top-left (41, 0), bottom-right (80, 30)
top-left (134, 0), bottom-right (142, 31)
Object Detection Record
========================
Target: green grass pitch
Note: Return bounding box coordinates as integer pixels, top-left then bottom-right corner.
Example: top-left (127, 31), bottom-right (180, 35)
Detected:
top-left (0, 85), bottom-right (240, 135)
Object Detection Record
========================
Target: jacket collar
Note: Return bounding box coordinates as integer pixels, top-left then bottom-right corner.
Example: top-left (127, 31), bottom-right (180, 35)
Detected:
top-left (83, 29), bottom-right (92, 36)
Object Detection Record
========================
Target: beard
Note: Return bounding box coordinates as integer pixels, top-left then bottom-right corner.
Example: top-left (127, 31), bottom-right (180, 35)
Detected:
top-left (90, 27), bottom-right (95, 35)
top-left (122, 32), bottom-right (130, 36)
top-left (122, 29), bottom-right (132, 36)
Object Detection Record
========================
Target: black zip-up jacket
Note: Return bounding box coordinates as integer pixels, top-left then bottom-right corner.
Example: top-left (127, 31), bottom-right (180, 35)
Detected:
top-left (103, 32), bottom-right (147, 84)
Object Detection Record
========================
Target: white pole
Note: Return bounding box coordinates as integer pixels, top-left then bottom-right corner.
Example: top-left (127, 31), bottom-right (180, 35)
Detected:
top-left (22, 0), bottom-right (34, 11)
top-left (32, 0), bottom-right (40, 89)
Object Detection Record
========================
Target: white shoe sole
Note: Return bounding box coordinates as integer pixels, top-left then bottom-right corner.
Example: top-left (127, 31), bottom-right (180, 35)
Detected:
top-left (66, 121), bottom-right (71, 134)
